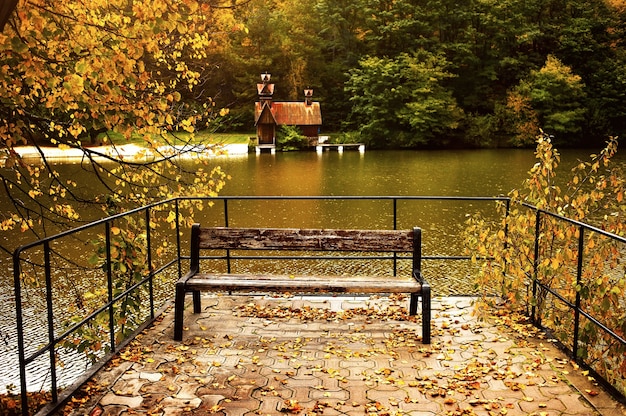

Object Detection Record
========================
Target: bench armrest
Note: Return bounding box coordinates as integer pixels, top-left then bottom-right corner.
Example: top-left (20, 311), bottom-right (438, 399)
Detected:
top-left (188, 223), bottom-right (201, 274)
top-left (177, 269), bottom-right (197, 287)
top-left (412, 269), bottom-right (424, 283)
top-left (413, 268), bottom-right (431, 344)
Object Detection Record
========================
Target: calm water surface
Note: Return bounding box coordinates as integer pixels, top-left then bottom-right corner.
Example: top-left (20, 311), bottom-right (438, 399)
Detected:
top-left (217, 149), bottom-right (539, 196)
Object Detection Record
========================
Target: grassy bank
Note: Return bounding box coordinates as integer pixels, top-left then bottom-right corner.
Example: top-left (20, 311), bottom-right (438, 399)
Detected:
top-left (98, 131), bottom-right (253, 147)
top-left (95, 130), bottom-right (352, 149)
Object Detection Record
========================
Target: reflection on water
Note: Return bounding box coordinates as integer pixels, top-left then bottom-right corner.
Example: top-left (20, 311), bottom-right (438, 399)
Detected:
top-left (217, 148), bottom-right (626, 197)
top-left (1, 147), bottom-right (624, 392)
top-left (218, 149), bottom-right (538, 196)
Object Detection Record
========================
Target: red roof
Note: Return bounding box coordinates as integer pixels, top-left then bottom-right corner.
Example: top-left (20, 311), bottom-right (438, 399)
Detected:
top-left (255, 102), bottom-right (322, 126)
top-left (257, 83), bottom-right (275, 95)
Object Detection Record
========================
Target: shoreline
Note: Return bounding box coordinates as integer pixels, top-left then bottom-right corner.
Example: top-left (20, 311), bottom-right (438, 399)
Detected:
top-left (2, 143), bottom-right (250, 165)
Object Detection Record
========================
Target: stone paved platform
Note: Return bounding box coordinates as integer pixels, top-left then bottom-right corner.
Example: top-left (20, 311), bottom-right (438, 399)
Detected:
top-left (59, 295), bottom-right (626, 416)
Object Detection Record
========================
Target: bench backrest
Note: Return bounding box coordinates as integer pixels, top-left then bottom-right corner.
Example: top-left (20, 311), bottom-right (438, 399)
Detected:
top-left (189, 224), bottom-right (422, 273)
top-left (195, 226), bottom-right (417, 251)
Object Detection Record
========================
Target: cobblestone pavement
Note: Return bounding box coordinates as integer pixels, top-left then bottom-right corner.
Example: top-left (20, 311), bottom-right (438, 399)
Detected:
top-left (59, 295), bottom-right (626, 416)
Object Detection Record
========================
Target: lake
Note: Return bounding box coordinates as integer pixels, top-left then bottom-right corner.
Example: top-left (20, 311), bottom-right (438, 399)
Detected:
top-left (217, 149), bottom-right (538, 196)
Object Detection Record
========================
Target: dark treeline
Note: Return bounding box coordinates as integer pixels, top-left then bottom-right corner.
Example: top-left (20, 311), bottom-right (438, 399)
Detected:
top-left (205, 0), bottom-right (626, 148)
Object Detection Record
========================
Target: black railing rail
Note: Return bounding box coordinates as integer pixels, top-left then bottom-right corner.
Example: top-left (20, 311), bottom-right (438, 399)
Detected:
top-left (11, 195), bottom-right (626, 415)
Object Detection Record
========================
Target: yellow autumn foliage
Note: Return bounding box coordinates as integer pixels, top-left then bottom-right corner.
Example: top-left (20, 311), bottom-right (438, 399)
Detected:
top-left (0, 0), bottom-right (234, 237)
top-left (465, 133), bottom-right (626, 394)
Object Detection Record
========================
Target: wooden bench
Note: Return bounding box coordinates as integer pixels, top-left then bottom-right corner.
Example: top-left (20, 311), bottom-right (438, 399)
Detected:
top-left (174, 225), bottom-right (431, 343)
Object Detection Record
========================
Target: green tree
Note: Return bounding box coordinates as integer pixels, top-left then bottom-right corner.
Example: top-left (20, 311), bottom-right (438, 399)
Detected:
top-left (556, 1), bottom-right (626, 142)
top-left (217, 0), bottom-right (328, 128)
top-left (586, 59), bottom-right (626, 141)
top-left (334, 0), bottom-right (626, 146)
top-left (505, 56), bottom-right (587, 146)
top-left (152, 0), bottom-right (626, 147)
top-left (312, 0), bottom-right (369, 130)
top-left (276, 125), bottom-right (308, 151)
top-left (345, 51), bottom-right (463, 147)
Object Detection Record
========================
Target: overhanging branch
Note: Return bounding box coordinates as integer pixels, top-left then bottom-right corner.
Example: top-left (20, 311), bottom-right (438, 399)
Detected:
top-left (0, 0), bottom-right (17, 32)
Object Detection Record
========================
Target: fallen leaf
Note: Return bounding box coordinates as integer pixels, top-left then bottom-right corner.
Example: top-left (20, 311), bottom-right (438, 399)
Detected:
top-left (281, 399), bottom-right (303, 413)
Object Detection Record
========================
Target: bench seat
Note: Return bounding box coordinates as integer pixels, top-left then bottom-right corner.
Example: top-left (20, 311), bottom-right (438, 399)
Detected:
top-left (185, 273), bottom-right (422, 294)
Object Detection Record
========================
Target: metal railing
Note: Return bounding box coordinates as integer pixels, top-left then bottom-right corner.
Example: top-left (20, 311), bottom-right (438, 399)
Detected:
top-left (13, 199), bottom-right (180, 416)
top-left (519, 202), bottom-right (626, 397)
top-left (12, 195), bottom-right (626, 414)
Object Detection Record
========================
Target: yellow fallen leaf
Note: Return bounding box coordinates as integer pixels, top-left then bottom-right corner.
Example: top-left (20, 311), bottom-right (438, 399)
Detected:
top-left (209, 404), bottom-right (224, 413)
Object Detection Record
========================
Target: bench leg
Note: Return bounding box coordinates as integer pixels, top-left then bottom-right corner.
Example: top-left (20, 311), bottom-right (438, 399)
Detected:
top-left (422, 285), bottom-right (431, 344)
top-left (174, 288), bottom-right (203, 341)
top-left (409, 293), bottom-right (419, 315)
top-left (174, 283), bottom-right (186, 341)
top-left (193, 290), bottom-right (201, 313)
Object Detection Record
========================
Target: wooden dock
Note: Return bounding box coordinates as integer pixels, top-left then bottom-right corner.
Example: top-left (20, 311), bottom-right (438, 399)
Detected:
top-left (255, 144), bottom-right (276, 154)
top-left (315, 143), bottom-right (365, 153)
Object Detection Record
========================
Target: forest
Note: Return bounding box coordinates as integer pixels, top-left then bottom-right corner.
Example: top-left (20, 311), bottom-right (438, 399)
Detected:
top-left (2, 0), bottom-right (626, 150)
top-left (206, 0), bottom-right (626, 148)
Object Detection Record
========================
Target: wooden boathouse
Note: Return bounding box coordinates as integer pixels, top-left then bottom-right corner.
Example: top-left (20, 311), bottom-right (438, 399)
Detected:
top-left (254, 73), bottom-right (322, 154)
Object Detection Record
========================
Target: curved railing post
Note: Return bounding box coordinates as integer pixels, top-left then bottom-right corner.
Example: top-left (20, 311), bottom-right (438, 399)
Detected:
top-left (531, 210), bottom-right (542, 324)
top-left (43, 241), bottom-right (58, 404)
top-left (175, 199), bottom-right (183, 280)
top-left (145, 207), bottom-right (154, 319)
top-left (393, 197), bottom-right (398, 275)
top-left (14, 247), bottom-right (28, 416)
top-left (573, 225), bottom-right (585, 360)
top-left (105, 221), bottom-right (115, 353)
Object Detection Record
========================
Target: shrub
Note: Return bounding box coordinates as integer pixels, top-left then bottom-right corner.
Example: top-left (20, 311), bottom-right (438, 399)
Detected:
top-left (276, 125), bottom-right (308, 151)
top-left (464, 132), bottom-right (626, 393)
